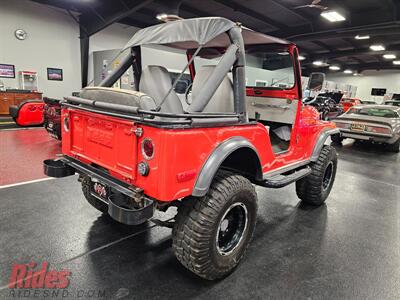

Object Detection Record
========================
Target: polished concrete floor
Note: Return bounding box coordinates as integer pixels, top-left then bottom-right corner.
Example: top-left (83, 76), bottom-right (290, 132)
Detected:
top-left (0, 140), bottom-right (398, 299)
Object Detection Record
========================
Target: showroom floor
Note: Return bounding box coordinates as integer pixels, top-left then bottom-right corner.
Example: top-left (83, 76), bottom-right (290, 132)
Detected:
top-left (0, 132), bottom-right (399, 299)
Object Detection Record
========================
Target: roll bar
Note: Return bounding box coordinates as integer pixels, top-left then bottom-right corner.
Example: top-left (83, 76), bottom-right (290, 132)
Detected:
top-left (97, 24), bottom-right (247, 121)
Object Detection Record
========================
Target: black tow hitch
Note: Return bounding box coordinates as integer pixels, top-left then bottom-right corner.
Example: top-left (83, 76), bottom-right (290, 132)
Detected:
top-left (43, 157), bottom-right (155, 225)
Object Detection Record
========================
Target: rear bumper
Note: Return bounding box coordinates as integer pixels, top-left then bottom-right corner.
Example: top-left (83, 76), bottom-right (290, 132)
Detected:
top-left (339, 129), bottom-right (399, 144)
top-left (43, 156), bottom-right (155, 225)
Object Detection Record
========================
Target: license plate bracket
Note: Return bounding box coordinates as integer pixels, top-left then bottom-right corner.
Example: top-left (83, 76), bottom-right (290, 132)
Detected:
top-left (91, 181), bottom-right (109, 201)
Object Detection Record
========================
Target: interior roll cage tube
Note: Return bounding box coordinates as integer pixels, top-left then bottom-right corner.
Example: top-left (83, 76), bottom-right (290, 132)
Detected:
top-left (94, 26), bottom-right (247, 122)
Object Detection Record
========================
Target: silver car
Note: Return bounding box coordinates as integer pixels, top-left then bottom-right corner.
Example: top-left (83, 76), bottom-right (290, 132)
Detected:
top-left (331, 105), bottom-right (400, 153)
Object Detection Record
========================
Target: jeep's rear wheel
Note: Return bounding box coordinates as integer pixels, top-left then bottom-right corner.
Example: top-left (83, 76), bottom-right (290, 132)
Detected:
top-left (296, 145), bottom-right (337, 206)
top-left (172, 171), bottom-right (257, 280)
top-left (81, 176), bottom-right (108, 213)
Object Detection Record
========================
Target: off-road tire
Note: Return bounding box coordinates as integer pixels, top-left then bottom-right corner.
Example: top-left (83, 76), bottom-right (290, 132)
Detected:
top-left (172, 171), bottom-right (258, 280)
top-left (81, 177), bottom-right (108, 213)
top-left (296, 145), bottom-right (337, 206)
top-left (331, 133), bottom-right (343, 144)
top-left (386, 140), bottom-right (400, 153)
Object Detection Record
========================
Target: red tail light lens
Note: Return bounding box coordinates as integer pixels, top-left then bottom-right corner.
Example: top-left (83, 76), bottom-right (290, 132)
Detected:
top-left (141, 138), bottom-right (154, 160)
top-left (367, 126), bottom-right (391, 134)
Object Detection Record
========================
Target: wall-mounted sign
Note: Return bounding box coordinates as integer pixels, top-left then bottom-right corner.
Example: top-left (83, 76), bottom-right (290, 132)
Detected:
top-left (0, 64), bottom-right (15, 78)
top-left (47, 68), bottom-right (63, 81)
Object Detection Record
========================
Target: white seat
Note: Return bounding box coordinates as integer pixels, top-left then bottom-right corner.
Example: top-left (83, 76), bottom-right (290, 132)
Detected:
top-left (139, 65), bottom-right (184, 114)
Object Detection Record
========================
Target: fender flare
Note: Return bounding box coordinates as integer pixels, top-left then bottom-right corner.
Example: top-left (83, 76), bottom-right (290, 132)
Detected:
top-left (310, 128), bottom-right (340, 161)
top-left (192, 137), bottom-right (262, 197)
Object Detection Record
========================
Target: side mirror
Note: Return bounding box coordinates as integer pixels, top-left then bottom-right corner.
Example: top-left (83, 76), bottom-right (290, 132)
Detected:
top-left (307, 72), bottom-right (325, 92)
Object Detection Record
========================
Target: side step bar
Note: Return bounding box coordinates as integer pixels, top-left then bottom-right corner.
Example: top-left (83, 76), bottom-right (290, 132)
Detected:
top-left (260, 166), bottom-right (312, 188)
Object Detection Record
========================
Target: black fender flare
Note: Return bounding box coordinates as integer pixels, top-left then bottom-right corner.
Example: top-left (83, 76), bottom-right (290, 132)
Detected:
top-left (192, 137), bottom-right (262, 197)
top-left (310, 128), bottom-right (340, 161)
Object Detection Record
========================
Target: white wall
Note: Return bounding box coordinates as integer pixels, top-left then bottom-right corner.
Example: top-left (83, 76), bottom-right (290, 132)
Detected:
top-left (0, 0), bottom-right (81, 98)
top-left (327, 70), bottom-right (400, 102)
top-left (88, 24), bottom-right (139, 85)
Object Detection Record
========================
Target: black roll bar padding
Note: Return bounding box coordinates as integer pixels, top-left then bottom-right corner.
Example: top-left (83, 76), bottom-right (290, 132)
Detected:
top-left (63, 96), bottom-right (240, 119)
top-left (64, 96), bottom-right (139, 114)
top-left (187, 43), bottom-right (239, 113)
top-left (62, 102), bottom-right (192, 125)
top-left (227, 26), bottom-right (247, 120)
top-left (99, 53), bottom-right (134, 87)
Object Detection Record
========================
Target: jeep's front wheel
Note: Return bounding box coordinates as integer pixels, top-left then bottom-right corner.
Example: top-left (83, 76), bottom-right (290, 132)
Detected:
top-left (296, 145), bottom-right (337, 206)
top-left (172, 171), bottom-right (257, 280)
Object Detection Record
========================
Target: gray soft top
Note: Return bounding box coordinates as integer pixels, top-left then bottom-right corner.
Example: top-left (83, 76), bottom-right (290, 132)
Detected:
top-left (123, 17), bottom-right (290, 50)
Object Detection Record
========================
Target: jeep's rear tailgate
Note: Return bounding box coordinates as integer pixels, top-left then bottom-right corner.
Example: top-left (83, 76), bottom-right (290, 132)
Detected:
top-left (62, 108), bottom-right (138, 182)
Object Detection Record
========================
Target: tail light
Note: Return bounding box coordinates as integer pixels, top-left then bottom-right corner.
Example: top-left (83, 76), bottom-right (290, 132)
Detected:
top-left (141, 138), bottom-right (154, 160)
top-left (366, 126), bottom-right (391, 134)
top-left (335, 122), bottom-right (349, 129)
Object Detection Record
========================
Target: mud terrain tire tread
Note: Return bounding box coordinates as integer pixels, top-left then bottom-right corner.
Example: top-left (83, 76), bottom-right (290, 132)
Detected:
top-left (296, 145), bottom-right (337, 206)
top-left (172, 171), bottom-right (257, 280)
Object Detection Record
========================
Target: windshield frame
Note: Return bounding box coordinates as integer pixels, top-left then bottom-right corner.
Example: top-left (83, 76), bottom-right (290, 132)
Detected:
top-left (244, 44), bottom-right (296, 91)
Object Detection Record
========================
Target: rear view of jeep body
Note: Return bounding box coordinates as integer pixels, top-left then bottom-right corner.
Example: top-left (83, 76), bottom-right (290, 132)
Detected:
top-left (44, 17), bottom-right (338, 280)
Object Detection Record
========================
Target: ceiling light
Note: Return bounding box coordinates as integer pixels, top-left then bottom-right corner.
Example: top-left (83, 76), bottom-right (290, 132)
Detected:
top-left (313, 60), bottom-right (324, 66)
top-left (393, 60), bottom-right (400, 65)
top-left (383, 54), bottom-right (396, 59)
top-left (156, 13), bottom-right (182, 22)
top-left (353, 72), bottom-right (359, 76)
top-left (329, 65), bottom-right (341, 71)
top-left (355, 35), bottom-right (370, 40)
top-left (298, 55), bottom-right (306, 60)
top-left (344, 70), bottom-right (353, 74)
top-left (320, 11), bottom-right (346, 22)
top-left (370, 44), bottom-right (385, 51)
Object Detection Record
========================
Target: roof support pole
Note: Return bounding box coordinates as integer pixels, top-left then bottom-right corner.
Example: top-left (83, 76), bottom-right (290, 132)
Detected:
top-left (80, 26), bottom-right (90, 88)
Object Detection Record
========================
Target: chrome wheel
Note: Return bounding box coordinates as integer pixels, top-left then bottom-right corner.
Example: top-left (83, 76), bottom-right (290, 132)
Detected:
top-left (216, 202), bottom-right (248, 256)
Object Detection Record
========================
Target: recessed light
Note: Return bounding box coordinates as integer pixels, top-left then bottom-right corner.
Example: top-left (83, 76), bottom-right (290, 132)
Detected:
top-left (370, 44), bottom-right (385, 51)
top-left (298, 55), bottom-right (306, 61)
top-left (156, 13), bottom-right (167, 21)
top-left (320, 11), bottom-right (346, 22)
top-left (329, 65), bottom-right (341, 71)
top-left (393, 60), bottom-right (400, 65)
top-left (383, 54), bottom-right (396, 59)
top-left (355, 35), bottom-right (370, 40)
top-left (344, 70), bottom-right (352, 74)
top-left (156, 13), bottom-right (182, 22)
top-left (313, 60), bottom-right (324, 66)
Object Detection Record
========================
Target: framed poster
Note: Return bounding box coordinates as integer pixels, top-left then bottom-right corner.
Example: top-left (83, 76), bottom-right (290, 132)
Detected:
top-left (47, 68), bottom-right (63, 81)
top-left (0, 64), bottom-right (15, 78)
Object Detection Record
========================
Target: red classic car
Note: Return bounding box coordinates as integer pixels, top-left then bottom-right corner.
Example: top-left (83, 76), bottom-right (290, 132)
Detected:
top-left (340, 97), bottom-right (362, 112)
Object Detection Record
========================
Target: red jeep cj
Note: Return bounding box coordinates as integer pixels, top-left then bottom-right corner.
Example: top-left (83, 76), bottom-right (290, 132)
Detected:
top-left (44, 18), bottom-right (339, 280)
